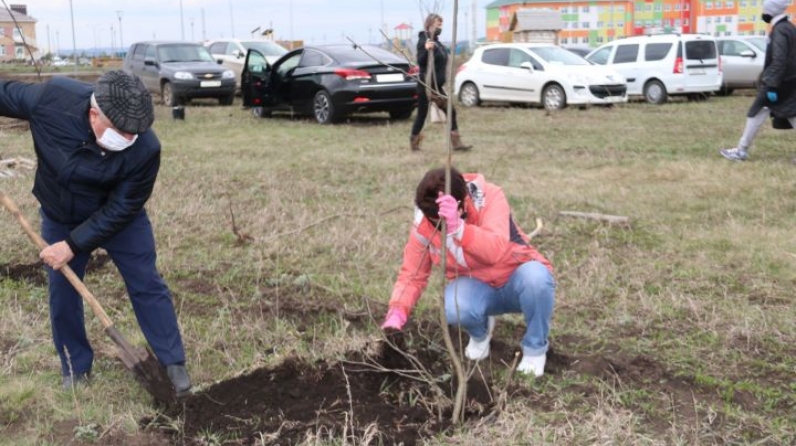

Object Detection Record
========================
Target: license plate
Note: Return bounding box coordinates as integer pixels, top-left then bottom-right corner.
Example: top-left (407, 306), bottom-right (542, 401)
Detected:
top-left (376, 73), bottom-right (404, 83)
top-left (690, 68), bottom-right (705, 75)
top-left (200, 80), bottom-right (221, 87)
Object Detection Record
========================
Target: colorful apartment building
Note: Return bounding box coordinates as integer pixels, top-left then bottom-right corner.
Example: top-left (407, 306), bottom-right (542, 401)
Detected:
top-left (0, 5), bottom-right (37, 62)
top-left (486, 0), bottom-right (784, 46)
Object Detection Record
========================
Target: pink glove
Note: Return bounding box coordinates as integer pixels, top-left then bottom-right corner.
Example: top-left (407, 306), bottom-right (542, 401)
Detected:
top-left (436, 193), bottom-right (462, 235)
top-left (381, 307), bottom-right (408, 331)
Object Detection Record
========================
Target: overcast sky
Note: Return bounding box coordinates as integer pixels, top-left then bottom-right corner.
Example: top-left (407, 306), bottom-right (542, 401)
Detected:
top-left (17, 0), bottom-right (486, 54)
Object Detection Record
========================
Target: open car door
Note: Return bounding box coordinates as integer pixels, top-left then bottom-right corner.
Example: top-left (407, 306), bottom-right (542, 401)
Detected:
top-left (241, 49), bottom-right (275, 109)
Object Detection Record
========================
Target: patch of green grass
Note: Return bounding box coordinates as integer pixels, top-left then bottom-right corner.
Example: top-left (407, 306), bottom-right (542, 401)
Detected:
top-left (1, 93), bottom-right (795, 444)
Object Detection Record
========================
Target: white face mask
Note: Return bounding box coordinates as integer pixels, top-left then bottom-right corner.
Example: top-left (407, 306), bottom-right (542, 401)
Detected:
top-left (97, 127), bottom-right (138, 152)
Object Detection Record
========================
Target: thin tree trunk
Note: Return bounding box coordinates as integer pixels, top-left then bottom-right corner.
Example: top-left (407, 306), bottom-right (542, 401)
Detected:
top-left (439, 0), bottom-right (467, 425)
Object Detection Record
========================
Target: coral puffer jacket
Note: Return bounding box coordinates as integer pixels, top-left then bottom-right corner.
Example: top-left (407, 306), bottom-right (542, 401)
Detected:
top-left (388, 173), bottom-right (553, 315)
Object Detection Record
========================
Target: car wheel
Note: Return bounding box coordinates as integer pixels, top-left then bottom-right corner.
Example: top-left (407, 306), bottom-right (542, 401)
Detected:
top-left (542, 84), bottom-right (566, 110)
top-left (219, 94), bottom-right (234, 106)
top-left (459, 82), bottom-right (481, 107)
top-left (643, 80), bottom-right (667, 104)
top-left (252, 106), bottom-right (271, 118)
top-left (313, 90), bottom-right (337, 124)
top-left (389, 108), bottom-right (414, 120)
top-left (162, 82), bottom-right (179, 107)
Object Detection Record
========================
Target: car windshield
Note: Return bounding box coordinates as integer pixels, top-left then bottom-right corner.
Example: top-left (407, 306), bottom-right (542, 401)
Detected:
top-left (744, 37), bottom-right (767, 51)
top-left (158, 44), bottom-right (215, 63)
top-left (241, 41), bottom-right (288, 57)
top-left (526, 46), bottom-right (589, 65)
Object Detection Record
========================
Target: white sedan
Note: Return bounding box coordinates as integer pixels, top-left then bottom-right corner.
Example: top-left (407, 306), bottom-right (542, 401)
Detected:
top-left (454, 43), bottom-right (627, 110)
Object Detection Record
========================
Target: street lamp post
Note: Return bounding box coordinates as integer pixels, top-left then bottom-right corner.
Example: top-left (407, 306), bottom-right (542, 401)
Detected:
top-left (179, 0), bottom-right (185, 40)
top-left (229, 0), bottom-right (235, 38)
top-left (116, 11), bottom-right (123, 54)
top-left (69, 0), bottom-right (77, 72)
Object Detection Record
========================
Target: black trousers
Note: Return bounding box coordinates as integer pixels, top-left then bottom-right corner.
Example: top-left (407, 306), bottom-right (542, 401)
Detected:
top-left (411, 84), bottom-right (458, 136)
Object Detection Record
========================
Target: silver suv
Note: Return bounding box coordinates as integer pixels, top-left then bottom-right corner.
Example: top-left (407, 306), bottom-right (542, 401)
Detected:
top-left (716, 36), bottom-right (765, 95)
top-left (123, 41), bottom-right (236, 106)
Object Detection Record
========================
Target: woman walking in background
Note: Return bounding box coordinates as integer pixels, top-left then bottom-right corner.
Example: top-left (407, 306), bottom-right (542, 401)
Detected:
top-left (410, 13), bottom-right (471, 152)
top-left (719, 0), bottom-right (796, 161)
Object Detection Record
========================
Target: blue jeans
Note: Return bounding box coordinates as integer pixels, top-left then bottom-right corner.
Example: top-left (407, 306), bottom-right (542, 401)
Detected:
top-left (41, 209), bottom-right (186, 376)
top-left (444, 261), bottom-right (555, 356)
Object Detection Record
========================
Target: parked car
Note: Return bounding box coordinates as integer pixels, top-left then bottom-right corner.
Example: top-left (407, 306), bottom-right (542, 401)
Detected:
top-left (241, 44), bottom-right (418, 124)
top-left (585, 33), bottom-right (722, 104)
top-left (742, 36), bottom-right (767, 52)
top-left (454, 43), bottom-right (627, 111)
top-left (123, 41), bottom-right (236, 106)
top-left (51, 56), bottom-right (73, 67)
top-left (562, 45), bottom-right (594, 58)
top-left (205, 38), bottom-right (288, 90)
top-left (716, 36), bottom-right (765, 95)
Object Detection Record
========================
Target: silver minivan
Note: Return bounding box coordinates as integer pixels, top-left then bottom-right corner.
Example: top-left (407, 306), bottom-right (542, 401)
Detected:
top-left (586, 33), bottom-right (722, 104)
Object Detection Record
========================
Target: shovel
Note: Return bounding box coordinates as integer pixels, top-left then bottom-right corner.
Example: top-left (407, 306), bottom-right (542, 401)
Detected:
top-left (0, 191), bottom-right (176, 404)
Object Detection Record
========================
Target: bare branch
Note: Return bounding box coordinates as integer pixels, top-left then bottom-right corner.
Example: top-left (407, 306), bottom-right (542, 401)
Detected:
top-left (343, 35), bottom-right (446, 100)
top-left (527, 218), bottom-right (544, 240)
top-left (559, 211), bottom-right (631, 227)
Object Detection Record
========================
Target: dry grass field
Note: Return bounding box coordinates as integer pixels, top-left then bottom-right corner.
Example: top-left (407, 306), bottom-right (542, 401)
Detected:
top-left (1, 91), bottom-right (795, 445)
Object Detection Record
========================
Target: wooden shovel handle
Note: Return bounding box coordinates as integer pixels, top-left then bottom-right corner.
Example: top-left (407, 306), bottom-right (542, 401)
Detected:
top-left (0, 191), bottom-right (114, 329)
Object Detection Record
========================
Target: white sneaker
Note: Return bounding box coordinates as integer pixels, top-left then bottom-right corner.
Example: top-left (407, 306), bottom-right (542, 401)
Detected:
top-left (518, 352), bottom-right (547, 378)
top-left (720, 147), bottom-right (748, 161)
top-left (465, 316), bottom-right (495, 361)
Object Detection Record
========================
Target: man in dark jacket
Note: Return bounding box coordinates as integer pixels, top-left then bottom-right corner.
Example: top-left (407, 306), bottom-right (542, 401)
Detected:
top-left (720, 0), bottom-right (796, 161)
top-left (0, 70), bottom-right (191, 396)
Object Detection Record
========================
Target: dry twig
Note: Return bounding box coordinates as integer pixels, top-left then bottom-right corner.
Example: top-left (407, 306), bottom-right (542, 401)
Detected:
top-left (227, 199), bottom-right (253, 244)
top-left (527, 218), bottom-right (543, 240)
top-left (0, 157), bottom-right (36, 179)
top-left (559, 211), bottom-right (630, 227)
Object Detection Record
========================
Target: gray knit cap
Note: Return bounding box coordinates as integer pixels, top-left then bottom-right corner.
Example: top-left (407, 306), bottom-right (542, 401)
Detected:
top-left (763, 0), bottom-right (788, 17)
top-left (93, 70), bottom-right (154, 134)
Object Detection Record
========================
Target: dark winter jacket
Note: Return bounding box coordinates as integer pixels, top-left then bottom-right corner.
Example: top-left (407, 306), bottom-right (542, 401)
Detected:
top-left (416, 30), bottom-right (449, 88)
top-left (0, 76), bottom-right (161, 253)
top-left (761, 16), bottom-right (796, 118)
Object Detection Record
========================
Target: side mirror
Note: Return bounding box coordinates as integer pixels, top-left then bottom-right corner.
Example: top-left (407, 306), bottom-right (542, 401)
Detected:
top-left (233, 49), bottom-right (244, 59)
top-left (216, 59), bottom-right (223, 65)
top-left (520, 61), bottom-right (534, 72)
top-left (739, 50), bottom-right (756, 58)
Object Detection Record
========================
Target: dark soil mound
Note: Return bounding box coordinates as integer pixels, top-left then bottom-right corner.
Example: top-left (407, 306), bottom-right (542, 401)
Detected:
top-left (0, 252), bottom-right (113, 286)
top-left (161, 323), bottom-right (520, 446)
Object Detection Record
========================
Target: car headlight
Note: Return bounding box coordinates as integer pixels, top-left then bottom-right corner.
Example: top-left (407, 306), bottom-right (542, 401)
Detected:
top-left (174, 71), bottom-right (194, 80)
top-left (222, 70), bottom-right (235, 79)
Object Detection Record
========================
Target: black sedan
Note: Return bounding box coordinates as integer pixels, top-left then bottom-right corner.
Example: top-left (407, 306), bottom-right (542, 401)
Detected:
top-left (241, 44), bottom-right (418, 124)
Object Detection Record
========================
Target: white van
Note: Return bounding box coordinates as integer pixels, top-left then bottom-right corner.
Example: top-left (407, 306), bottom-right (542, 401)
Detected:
top-left (585, 34), bottom-right (722, 104)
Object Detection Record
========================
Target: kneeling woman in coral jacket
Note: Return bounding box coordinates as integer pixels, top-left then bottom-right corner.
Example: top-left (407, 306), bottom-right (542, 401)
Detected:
top-left (381, 167), bottom-right (555, 377)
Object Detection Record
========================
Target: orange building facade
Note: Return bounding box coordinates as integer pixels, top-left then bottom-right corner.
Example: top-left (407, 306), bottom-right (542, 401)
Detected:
top-left (486, 0), bottom-right (785, 46)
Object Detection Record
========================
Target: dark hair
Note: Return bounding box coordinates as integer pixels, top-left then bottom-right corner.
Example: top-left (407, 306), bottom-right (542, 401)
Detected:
top-left (415, 167), bottom-right (467, 220)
